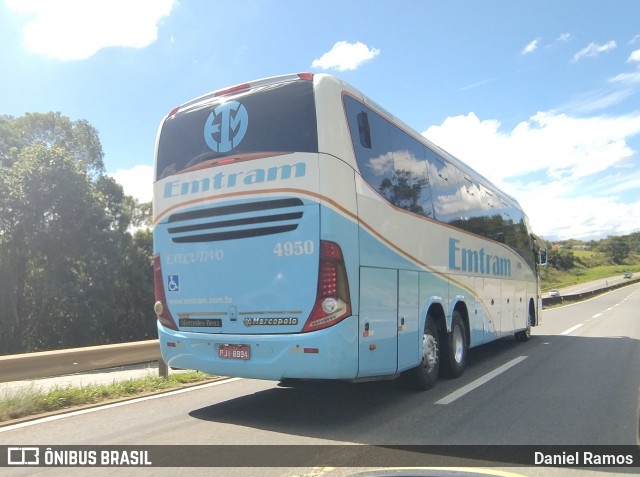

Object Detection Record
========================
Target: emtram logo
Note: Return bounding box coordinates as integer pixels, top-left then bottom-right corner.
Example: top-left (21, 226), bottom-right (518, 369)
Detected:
top-left (204, 101), bottom-right (249, 153)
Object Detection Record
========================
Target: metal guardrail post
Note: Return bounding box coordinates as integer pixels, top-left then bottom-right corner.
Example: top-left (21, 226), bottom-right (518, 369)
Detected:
top-left (158, 359), bottom-right (169, 378)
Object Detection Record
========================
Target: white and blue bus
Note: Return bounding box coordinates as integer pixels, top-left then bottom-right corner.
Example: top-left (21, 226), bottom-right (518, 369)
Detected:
top-left (153, 73), bottom-right (547, 390)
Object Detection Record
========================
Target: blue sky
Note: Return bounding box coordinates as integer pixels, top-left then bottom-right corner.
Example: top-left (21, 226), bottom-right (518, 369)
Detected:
top-left (2, 0), bottom-right (640, 241)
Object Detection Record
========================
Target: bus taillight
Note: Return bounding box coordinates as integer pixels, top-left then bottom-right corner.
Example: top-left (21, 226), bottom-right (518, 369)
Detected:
top-left (302, 241), bottom-right (351, 332)
top-left (153, 255), bottom-right (178, 331)
top-left (166, 106), bottom-right (180, 119)
top-left (215, 82), bottom-right (251, 97)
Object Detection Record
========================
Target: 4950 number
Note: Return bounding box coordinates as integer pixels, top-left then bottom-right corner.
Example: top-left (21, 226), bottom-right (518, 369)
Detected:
top-left (273, 240), bottom-right (314, 257)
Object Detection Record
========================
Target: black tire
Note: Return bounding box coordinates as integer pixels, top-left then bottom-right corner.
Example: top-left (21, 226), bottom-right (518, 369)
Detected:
top-left (515, 307), bottom-right (534, 342)
top-left (400, 314), bottom-right (440, 391)
top-left (440, 310), bottom-right (467, 378)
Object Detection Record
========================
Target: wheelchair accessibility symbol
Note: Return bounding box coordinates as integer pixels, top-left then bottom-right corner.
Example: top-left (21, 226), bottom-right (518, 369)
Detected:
top-left (167, 275), bottom-right (180, 292)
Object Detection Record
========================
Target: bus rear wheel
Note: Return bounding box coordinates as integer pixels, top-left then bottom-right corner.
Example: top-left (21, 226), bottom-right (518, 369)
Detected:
top-left (440, 310), bottom-right (467, 378)
top-left (401, 314), bottom-right (439, 390)
top-left (515, 307), bottom-right (534, 342)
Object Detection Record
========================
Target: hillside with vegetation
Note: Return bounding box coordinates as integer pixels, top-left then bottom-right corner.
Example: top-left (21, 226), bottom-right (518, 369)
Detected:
top-left (540, 233), bottom-right (640, 291)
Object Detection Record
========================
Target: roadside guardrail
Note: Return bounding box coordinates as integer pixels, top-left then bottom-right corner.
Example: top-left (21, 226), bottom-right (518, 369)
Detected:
top-left (541, 277), bottom-right (640, 307)
top-left (0, 340), bottom-right (165, 384)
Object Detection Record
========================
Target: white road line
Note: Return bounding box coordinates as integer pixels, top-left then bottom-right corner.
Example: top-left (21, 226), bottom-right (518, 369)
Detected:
top-left (592, 313), bottom-right (603, 318)
top-left (560, 324), bottom-right (584, 335)
top-left (435, 356), bottom-right (528, 405)
top-left (0, 377), bottom-right (242, 433)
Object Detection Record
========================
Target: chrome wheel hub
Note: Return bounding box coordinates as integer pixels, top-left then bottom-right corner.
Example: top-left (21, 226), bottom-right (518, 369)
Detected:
top-left (452, 325), bottom-right (464, 363)
top-left (422, 333), bottom-right (438, 371)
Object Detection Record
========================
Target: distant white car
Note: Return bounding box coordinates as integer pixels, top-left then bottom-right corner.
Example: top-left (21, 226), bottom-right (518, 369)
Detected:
top-left (624, 272), bottom-right (633, 279)
top-left (549, 289), bottom-right (560, 297)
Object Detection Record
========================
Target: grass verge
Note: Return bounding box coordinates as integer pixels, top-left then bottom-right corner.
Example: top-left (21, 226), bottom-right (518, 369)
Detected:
top-left (0, 371), bottom-right (216, 424)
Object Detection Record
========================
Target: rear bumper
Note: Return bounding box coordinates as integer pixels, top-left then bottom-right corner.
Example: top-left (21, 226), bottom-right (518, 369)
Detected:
top-left (157, 316), bottom-right (359, 381)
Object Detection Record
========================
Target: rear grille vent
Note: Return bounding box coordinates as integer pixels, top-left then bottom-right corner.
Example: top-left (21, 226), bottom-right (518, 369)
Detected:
top-left (167, 198), bottom-right (304, 243)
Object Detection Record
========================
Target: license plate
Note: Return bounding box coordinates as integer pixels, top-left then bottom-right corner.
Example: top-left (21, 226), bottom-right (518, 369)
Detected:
top-left (218, 344), bottom-right (250, 360)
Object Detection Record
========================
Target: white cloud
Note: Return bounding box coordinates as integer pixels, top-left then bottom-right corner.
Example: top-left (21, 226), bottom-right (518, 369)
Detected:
top-left (572, 40), bottom-right (617, 62)
top-left (110, 165), bottom-right (154, 203)
top-left (425, 112), bottom-right (640, 182)
top-left (522, 38), bottom-right (540, 55)
top-left (422, 111), bottom-right (640, 240)
top-left (556, 33), bottom-right (571, 43)
top-left (512, 182), bottom-right (640, 240)
top-left (311, 41), bottom-right (380, 71)
top-left (561, 88), bottom-right (635, 114)
top-left (609, 70), bottom-right (640, 85)
top-left (458, 77), bottom-right (496, 92)
top-left (5, 0), bottom-right (175, 61)
top-left (628, 49), bottom-right (640, 63)
top-left (557, 67), bottom-right (640, 114)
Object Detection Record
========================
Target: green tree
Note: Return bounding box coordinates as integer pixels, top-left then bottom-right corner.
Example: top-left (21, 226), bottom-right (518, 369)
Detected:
top-left (547, 249), bottom-right (575, 271)
top-left (0, 113), bottom-right (154, 354)
top-left (606, 236), bottom-right (630, 264)
top-left (627, 232), bottom-right (640, 255)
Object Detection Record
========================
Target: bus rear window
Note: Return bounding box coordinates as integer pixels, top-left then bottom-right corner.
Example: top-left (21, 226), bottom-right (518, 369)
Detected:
top-left (156, 80), bottom-right (318, 180)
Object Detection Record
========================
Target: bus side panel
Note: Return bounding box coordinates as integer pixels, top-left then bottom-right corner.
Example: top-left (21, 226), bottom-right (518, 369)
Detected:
top-left (398, 270), bottom-right (420, 372)
top-left (471, 277), bottom-right (486, 346)
top-left (483, 277), bottom-right (501, 341)
top-left (501, 279), bottom-right (516, 337)
top-left (515, 280), bottom-right (528, 330)
top-left (358, 267), bottom-right (398, 377)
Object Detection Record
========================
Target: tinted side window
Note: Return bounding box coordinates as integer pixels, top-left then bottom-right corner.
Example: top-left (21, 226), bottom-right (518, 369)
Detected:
top-left (344, 95), bottom-right (394, 196)
top-left (451, 174), bottom-right (492, 237)
top-left (501, 198), bottom-right (534, 268)
top-left (388, 123), bottom-right (433, 218)
top-left (478, 184), bottom-right (503, 241)
top-left (345, 96), bottom-right (435, 218)
top-left (425, 147), bottom-right (462, 224)
top-left (345, 95), bottom-right (532, 261)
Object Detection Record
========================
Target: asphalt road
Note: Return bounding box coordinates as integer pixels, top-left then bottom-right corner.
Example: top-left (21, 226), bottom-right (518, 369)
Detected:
top-left (1, 283), bottom-right (639, 477)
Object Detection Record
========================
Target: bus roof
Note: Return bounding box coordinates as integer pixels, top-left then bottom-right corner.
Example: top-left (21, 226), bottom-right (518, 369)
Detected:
top-left (166, 71), bottom-right (523, 209)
